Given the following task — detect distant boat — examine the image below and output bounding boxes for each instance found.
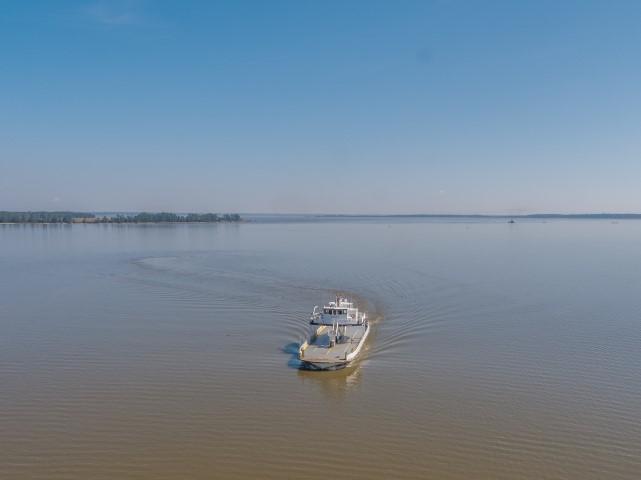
[299,296,369,370]
[508,219,515,224]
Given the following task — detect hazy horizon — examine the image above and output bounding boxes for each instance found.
[3,1,641,213]
[6,209,641,218]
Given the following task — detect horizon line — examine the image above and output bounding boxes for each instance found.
[5,210,641,219]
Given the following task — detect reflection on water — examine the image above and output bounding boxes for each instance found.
[297,365,364,399]
[2,219,641,479]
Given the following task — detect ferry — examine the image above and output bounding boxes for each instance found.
[298,296,370,370]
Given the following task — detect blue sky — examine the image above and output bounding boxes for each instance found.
[2,0,641,214]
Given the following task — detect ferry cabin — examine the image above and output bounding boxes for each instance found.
[311,297,362,326]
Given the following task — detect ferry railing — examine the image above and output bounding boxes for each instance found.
[310,305,321,323]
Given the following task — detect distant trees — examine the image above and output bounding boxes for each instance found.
[0,211,94,223]
[0,211,242,223]
[109,212,241,223]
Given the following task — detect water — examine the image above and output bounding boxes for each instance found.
[1,218,641,479]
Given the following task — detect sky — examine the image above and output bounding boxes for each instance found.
[2,0,641,214]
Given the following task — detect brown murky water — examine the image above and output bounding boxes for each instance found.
[2,218,641,479]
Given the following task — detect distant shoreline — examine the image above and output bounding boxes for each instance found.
[3,211,641,225]
[0,221,247,225]
[309,213,641,219]
[0,211,242,224]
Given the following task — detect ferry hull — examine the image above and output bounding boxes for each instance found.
[300,360,350,371]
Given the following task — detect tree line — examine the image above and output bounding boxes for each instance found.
[0,211,93,223]
[108,213,241,223]
[0,211,242,223]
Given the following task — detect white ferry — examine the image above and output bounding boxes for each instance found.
[298,296,370,370]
